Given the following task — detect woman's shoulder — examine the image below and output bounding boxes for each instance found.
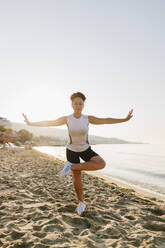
[82,114,89,122]
[66,114,73,118]
[66,114,73,122]
[82,113,88,117]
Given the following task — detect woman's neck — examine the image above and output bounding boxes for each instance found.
[73,112,82,118]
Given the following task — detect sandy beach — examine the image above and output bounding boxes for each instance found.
[0,148,165,248]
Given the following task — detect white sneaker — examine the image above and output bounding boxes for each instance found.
[60,161,72,177]
[76,201,86,215]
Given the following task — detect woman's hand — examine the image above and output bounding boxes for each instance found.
[22,113,31,125]
[125,109,133,121]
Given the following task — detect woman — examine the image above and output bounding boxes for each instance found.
[22,92,133,215]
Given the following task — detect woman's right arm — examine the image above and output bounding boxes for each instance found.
[22,113,67,127]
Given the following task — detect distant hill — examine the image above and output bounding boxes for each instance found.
[11,122,145,145]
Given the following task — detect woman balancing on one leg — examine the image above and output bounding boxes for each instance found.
[22,92,133,215]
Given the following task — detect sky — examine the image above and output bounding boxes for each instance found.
[0,0,165,145]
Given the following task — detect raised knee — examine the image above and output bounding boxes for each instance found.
[99,160,106,169]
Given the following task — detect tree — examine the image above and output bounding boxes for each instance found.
[16,129,33,144]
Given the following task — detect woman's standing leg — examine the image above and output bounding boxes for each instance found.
[66,148,83,202]
[72,170,83,202]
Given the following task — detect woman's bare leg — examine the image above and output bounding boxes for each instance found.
[71,156,106,171]
[72,170,83,202]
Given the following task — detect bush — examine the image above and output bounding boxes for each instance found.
[0,125,6,132]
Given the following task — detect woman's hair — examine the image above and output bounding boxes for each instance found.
[70,92,86,102]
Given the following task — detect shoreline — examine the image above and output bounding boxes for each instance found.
[33,148,165,205]
[86,171,165,205]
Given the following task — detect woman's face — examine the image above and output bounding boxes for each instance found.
[71,97,84,113]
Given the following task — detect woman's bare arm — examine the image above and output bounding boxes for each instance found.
[88,109,133,125]
[22,113,67,127]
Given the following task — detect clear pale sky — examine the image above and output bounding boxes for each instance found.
[0,0,164,145]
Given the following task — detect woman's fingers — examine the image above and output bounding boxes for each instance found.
[22,113,29,123]
[23,113,27,120]
[126,109,134,120]
[22,113,26,119]
[128,109,133,117]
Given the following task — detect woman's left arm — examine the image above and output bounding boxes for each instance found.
[89,109,134,125]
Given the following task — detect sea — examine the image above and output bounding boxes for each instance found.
[34,144,165,198]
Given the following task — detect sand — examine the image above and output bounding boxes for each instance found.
[0,147,165,248]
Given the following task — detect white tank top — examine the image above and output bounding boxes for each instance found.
[66,113,90,152]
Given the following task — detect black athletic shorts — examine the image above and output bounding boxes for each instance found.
[66,145,99,163]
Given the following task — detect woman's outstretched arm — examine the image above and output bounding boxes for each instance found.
[89,109,133,125]
[22,113,67,127]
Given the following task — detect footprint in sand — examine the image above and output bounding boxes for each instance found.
[124,214,136,220]
[41,217,63,226]
[42,224,64,232]
[33,224,42,232]
[143,222,165,232]
[62,214,91,229]
[10,230,26,240]
[40,235,70,246]
[98,226,122,239]
[38,205,51,211]
[143,213,165,223]
[149,207,165,216]
[33,243,51,248]
[141,206,165,216]
[32,231,47,238]
[57,204,76,213]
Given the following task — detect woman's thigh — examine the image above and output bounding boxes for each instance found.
[79,146,100,162]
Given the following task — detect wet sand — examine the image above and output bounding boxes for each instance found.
[0,147,165,248]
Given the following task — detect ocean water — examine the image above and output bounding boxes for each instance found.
[34,144,165,197]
